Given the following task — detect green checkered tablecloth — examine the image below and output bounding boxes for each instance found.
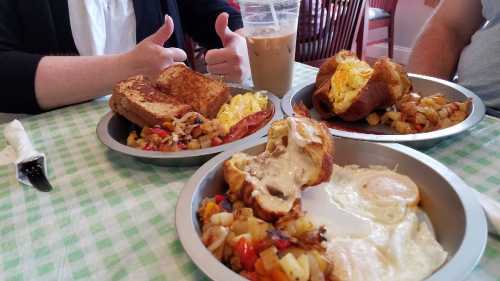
[0,63,499,281]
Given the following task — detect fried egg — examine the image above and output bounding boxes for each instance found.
[216,92,268,133]
[329,165,419,224]
[302,165,447,281]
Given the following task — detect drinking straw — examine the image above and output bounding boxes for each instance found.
[269,0,280,31]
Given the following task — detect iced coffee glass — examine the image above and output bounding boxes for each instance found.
[239,0,300,97]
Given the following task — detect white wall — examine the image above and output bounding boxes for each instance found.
[366,0,436,64]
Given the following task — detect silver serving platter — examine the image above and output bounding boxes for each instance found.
[281,74,486,149]
[96,85,283,166]
[176,138,487,281]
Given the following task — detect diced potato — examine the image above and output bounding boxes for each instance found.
[187,139,201,150]
[198,135,212,148]
[415,112,428,125]
[260,246,280,272]
[293,216,315,237]
[297,255,310,281]
[255,258,267,275]
[458,101,469,112]
[232,233,252,244]
[366,112,380,126]
[127,131,138,147]
[248,217,270,241]
[283,247,307,259]
[440,118,453,128]
[279,253,308,281]
[210,212,234,226]
[239,208,254,218]
[393,121,413,134]
[307,253,325,281]
[381,111,401,125]
[310,250,329,273]
[271,267,292,281]
[162,121,175,131]
[450,110,467,122]
[231,220,248,235]
[418,107,439,124]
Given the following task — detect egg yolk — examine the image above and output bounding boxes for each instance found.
[329,59,373,114]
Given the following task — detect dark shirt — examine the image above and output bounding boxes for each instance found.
[0,0,242,113]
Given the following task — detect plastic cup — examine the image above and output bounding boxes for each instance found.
[239,0,300,97]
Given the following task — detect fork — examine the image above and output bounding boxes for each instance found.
[4,120,53,192]
[19,156,53,192]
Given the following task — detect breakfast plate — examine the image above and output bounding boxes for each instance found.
[281,74,485,149]
[96,84,282,166]
[176,136,487,281]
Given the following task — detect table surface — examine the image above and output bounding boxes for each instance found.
[0,63,499,281]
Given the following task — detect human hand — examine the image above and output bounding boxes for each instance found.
[124,15,187,78]
[205,12,250,83]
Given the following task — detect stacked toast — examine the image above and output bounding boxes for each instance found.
[110,64,231,128]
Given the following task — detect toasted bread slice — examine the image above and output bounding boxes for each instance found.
[109,75,192,127]
[223,117,334,221]
[156,64,231,118]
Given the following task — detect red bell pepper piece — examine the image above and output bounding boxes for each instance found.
[214,194,225,204]
[234,237,258,272]
[150,128,169,138]
[274,239,291,250]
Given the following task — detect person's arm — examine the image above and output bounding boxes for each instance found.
[0,8,185,112]
[407,0,484,80]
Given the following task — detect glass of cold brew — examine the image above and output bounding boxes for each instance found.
[239,0,300,97]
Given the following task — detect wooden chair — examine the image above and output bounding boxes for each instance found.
[356,0,399,59]
[295,0,368,67]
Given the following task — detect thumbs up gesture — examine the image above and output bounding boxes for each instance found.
[125,15,187,78]
[205,13,250,83]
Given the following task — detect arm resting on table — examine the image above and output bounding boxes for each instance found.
[34,54,134,111]
[407,0,484,80]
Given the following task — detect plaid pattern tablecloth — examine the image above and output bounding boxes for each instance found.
[0,63,499,281]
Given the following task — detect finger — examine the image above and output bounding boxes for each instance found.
[206,62,231,75]
[164,47,187,62]
[205,48,236,65]
[148,15,174,45]
[206,63,243,83]
[214,12,237,46]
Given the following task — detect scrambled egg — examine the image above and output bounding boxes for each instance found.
[217,92,268,133]
[330,58,373,114]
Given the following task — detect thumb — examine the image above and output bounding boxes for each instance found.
[149,15,174,45]
[215,12,237,46]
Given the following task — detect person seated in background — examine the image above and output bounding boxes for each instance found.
[0,0,249,114]
[408,0,500,116]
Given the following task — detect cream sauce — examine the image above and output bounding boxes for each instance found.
[245,118,322,212]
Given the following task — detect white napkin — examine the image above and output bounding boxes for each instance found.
[0,120,47,186]
[472,189,500,236]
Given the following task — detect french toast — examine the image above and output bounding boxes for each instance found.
[156,64,231,118]
[109,75,192,128]
[312,51,411,121]
[223,117,334,222]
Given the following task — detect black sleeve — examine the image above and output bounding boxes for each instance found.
[0,0,43,114]
[178,0,243,50]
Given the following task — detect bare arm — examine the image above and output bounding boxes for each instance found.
[34,15,186,110]
[407,0,484,80]
[35,54,131,110]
